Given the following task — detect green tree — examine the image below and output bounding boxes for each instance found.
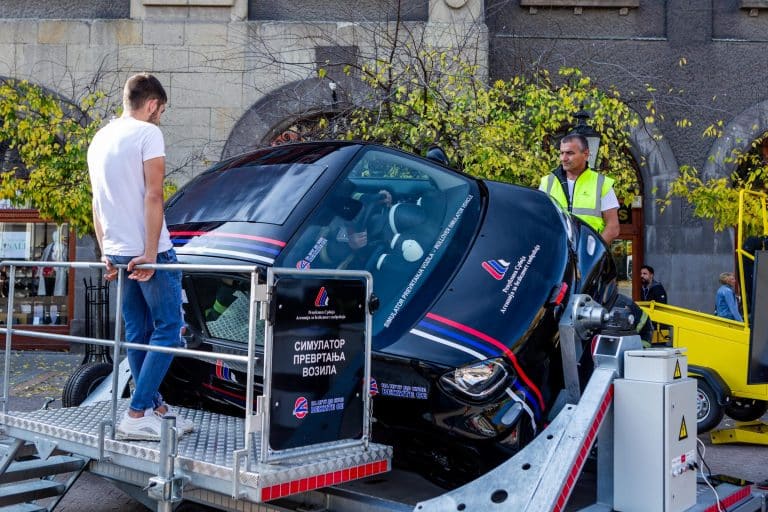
[323,53,644,202]
[0,78,108,235]
[661,127,768,235]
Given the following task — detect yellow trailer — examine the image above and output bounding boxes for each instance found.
[639,190,768,438]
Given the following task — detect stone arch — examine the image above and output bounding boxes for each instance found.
[222,76,368,159]
[703,100,768,179]
[627,123,680,226]
[605,123,678,300]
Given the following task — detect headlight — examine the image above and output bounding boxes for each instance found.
[440,358,510,400]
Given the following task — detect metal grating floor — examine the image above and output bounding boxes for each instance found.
[0,399,391,501]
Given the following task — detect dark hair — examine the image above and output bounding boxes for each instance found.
[640,264,654,274]
[123,73,167,111]
[560,133,589,152]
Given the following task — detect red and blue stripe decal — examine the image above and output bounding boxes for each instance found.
[412,312,545,414]
[215,359,236,382]
[170,230,285,263]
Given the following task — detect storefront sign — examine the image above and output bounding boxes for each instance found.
[268,275,366,451]
[0,229,31,259]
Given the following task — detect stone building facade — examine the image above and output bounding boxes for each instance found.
[489,0,768,311]
[0,0,766,334]
[0,0,486,338]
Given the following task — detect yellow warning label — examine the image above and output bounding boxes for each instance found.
[673,360,682,379]
[679,417,688,440]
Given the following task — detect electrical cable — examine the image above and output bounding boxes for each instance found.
[696,436,713,478]
[697,437,727,512]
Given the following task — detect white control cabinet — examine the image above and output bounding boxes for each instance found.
[614,348,697,512]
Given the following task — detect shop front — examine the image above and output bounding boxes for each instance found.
[0,207,73,350]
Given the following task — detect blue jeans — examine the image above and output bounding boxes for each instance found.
[107,249,183,413]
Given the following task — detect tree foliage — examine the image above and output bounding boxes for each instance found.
[0,79,180,238]
[322,52,644,202]
[661,131,768,234]
[0,79,109,235]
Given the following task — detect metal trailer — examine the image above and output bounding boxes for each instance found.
[1,261,766,512]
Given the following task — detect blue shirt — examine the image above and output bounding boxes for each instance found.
[715,285,743,321]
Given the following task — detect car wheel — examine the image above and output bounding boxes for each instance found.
[725,398,768,422]
[62,362,113,407]
[696,379,724,433]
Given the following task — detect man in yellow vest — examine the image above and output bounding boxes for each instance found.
[539,133,620,244]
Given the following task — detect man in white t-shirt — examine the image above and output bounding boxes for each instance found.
[538,133,620,244]
[88,73,192,441]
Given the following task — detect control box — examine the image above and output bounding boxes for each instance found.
[614,348,697,512]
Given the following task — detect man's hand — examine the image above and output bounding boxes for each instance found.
[378,189,393,207]
[127,255,156,282]
[348,230,368,249]
[103,257,118,282]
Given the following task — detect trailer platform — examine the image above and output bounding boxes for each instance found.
[0,399,391,504]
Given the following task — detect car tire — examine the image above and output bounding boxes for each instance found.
[696,379,724,433]
[725,398,768,422]
[62,362,113,408]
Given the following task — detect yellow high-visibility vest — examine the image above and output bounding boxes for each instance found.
[539,169,614,233]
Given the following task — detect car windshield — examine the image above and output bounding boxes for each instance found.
[165,162,326,225]
[275,147,479,335]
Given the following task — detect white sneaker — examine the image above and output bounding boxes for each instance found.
[154,405,195,434]
[116,409,163,441]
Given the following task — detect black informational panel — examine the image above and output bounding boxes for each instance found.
[748,251,768,384]
[268,275,366,452]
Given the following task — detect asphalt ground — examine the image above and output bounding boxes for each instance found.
[2,350,768,511]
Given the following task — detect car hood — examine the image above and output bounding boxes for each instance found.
[377,182,571,368]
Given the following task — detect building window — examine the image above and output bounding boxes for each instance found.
[0,220,71,326]
[519,0,639,13]
[519,0,639,5]
[741,0,768,16]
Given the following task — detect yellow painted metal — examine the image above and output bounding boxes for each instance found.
[638,301,764,400]
[638,191,768,404]
[711,421,768,445]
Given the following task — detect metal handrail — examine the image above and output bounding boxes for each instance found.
[0,260,263,463]
[736,190,768,323]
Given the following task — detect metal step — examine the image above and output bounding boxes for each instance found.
[0,479,65,507]
[0,502,48,512]
[0,438,37,462]
[0,455,87,484]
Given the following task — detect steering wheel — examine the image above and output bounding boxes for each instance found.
[353,191,391,238]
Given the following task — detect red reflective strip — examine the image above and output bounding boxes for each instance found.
[260,460,389,501]
[425,312,545,410]
[170,230,286,247]
[201,383,250,403]
[703,485,751,512]
[554,283,568,305]
[552,385,614,512]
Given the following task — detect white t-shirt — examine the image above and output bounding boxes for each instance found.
[88,116,172,256]
[566,179,620,211]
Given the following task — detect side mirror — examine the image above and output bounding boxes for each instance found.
[425,145,450,167]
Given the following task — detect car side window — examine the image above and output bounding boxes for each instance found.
[187,276,265,346]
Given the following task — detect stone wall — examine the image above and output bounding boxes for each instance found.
[0,0,487,335]
[489,0,768,311]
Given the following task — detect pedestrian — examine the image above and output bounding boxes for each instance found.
[639,265,668,303]
[715,272,743,322]
[87,73,192,440]
[539,133,620,244]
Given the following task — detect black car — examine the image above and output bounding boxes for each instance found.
[160,141,618,487]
